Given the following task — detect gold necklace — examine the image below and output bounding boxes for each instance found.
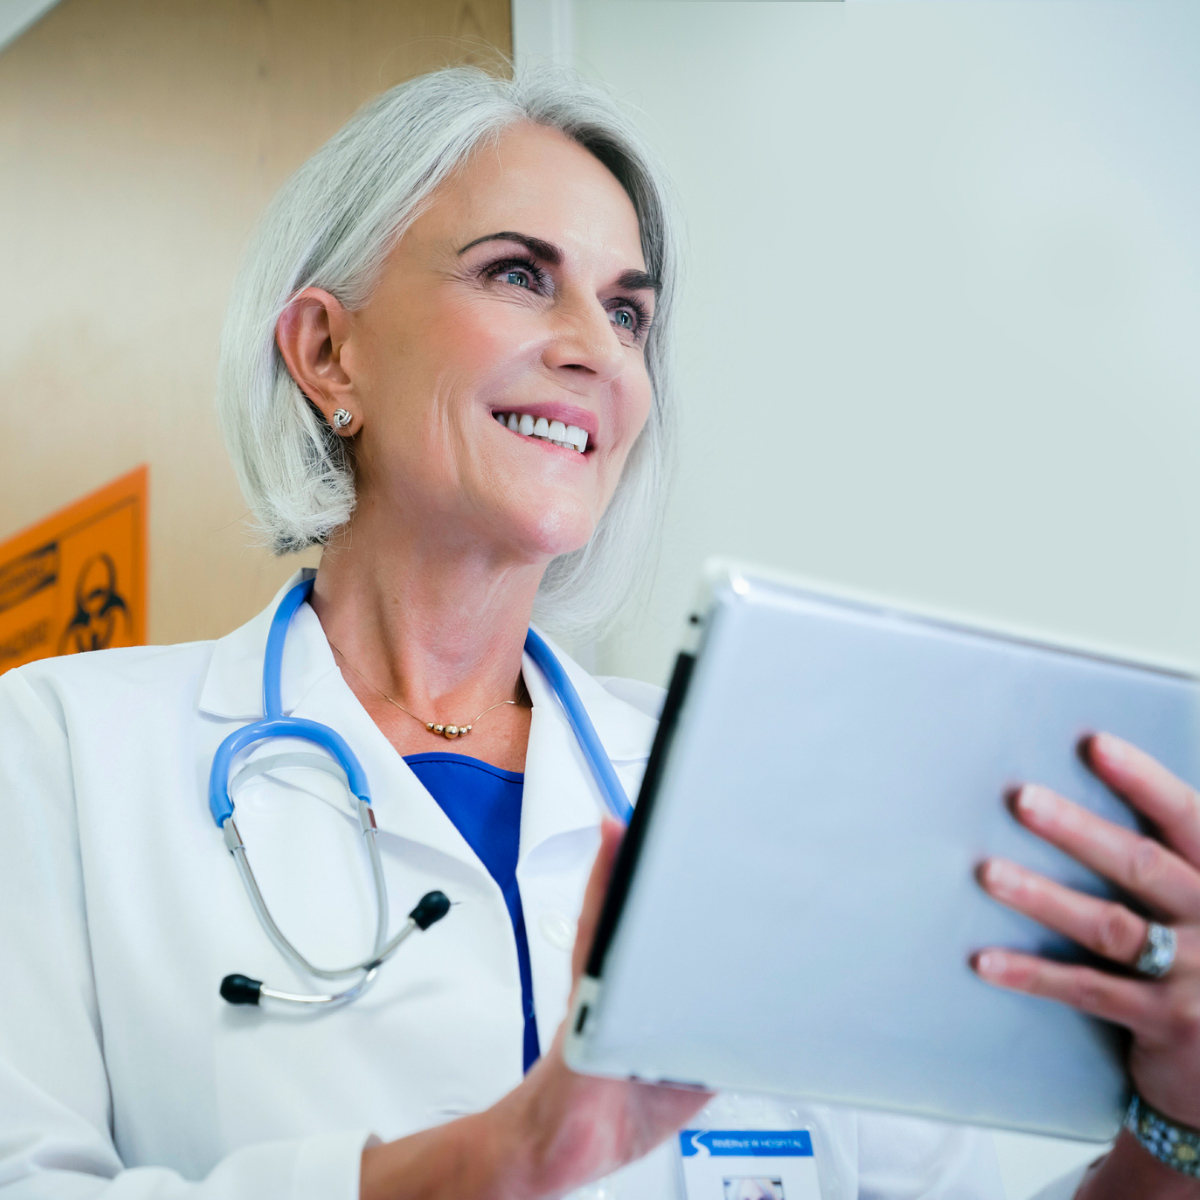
[328,640,526,740]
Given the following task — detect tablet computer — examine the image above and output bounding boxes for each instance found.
[565,562,1200,1141]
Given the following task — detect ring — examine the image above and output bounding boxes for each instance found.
[1135,922,1177,979]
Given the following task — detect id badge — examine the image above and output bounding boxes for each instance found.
[677,1130,822,1200]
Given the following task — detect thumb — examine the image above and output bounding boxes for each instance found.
[571,819,625,984]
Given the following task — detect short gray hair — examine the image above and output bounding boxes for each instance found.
[216,66,678,637]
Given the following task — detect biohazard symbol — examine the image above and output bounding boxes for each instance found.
[58,554,131,654]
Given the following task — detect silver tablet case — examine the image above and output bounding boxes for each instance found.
[566,564,1200,1141]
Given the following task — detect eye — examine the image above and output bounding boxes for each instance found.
[481,255,549,294]
[608,297,650,340]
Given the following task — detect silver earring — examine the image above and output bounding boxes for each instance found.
[331,408,352,429]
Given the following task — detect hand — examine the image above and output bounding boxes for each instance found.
[362,820,710,1200]
[973,733,1200,1130]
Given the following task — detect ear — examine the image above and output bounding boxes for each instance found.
[275,288,362,436]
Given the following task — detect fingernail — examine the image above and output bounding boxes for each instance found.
[981,858,1019,894]
[974,950,1005,978]
[1094,732,1126,764]
[1015,784,1055,820]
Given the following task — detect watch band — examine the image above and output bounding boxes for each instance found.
[1125,1094,1200,1178]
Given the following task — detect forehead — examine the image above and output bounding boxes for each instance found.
[415,121,646,271]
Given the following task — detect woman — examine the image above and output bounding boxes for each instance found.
[0,68,1198,1200]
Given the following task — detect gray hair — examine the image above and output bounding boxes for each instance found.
[216,66,678,637]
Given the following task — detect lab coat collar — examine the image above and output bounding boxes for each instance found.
[198,569,327,722]
[197,569,657,863]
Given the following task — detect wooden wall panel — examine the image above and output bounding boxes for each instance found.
[0,0,511,644]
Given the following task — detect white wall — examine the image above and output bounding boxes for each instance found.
[558,2,1200,1197]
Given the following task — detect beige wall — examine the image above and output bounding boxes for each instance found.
[0,0,511,645]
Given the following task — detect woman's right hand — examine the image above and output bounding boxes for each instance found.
[361,821,711,1200]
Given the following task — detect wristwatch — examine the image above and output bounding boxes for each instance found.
[1125,1094,1200,1178]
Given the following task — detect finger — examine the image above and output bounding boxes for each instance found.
[572,819,624,983]
[979,857,1150,966]
[1013,784,1200,919]
[1087,733,1200,866]
[972,947,1156,1034]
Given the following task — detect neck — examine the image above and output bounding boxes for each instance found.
[309,501,546,722]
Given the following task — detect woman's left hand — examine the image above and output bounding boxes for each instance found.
[975,732,1200,1129]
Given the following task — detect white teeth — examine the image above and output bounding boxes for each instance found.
[496,411,589,453]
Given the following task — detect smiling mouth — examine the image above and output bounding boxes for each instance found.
[494,411,590,454]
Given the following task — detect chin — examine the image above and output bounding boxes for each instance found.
[510,496,598,561]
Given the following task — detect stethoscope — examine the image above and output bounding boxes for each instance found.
[209,576,632,1010]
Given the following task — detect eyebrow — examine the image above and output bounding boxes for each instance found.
[616,268,661,294]
[457,231,662,294]
[458,231,562,264]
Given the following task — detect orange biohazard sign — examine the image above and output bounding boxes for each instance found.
[0,466,147,675]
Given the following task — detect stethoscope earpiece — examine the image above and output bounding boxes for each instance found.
[219,890,452,1008]
[409,890,451,930]
[220,974,263,1006]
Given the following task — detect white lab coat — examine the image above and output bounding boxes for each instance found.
[0,572,1013,1200]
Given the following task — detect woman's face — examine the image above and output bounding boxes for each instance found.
[330,121,657,564]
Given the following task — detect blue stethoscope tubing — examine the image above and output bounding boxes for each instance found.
[209,578,371,827]
[522,628,634,825]
[209,577,631,1008]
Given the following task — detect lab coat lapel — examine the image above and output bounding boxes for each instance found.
[518,628,659,863]
[516,631,658,1043]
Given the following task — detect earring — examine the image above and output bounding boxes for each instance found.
[331,408,352,429]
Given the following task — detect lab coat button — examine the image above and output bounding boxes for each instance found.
[539,912,575,951]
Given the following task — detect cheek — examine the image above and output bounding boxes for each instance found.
[360,303,528,472]
[612,374,655,458]
[430,300,534,393]
[367,298,527,417]
[590,374,653,515]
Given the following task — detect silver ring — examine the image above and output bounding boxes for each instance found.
[1135,922,1177,979]
[332,408,352,429]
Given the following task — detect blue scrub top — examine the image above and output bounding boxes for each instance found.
[404,752,540,1072]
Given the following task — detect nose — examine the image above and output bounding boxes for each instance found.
[541,293,625,386]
